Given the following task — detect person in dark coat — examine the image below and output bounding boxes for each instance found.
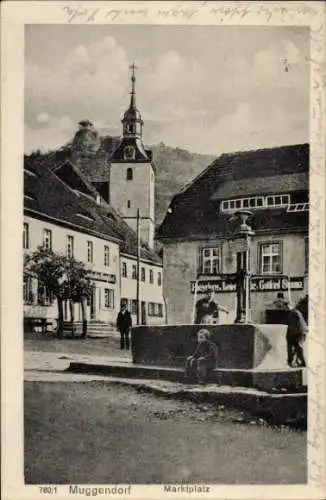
[273,292,290,310]
[195,289,229,324]
[286,303,308,367]
[116,301,132,350]
[185,329,218,384]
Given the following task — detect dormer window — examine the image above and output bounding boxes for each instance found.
[126,167,133,180]
[221,194,291,212]
[124,146,135,161]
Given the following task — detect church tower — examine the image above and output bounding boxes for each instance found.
[110,64,155,249]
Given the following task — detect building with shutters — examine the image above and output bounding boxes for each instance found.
[156,143,309,325]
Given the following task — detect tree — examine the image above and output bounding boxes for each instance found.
[24,247,93,337]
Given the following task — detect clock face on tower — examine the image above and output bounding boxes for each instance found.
[124,145,135,160]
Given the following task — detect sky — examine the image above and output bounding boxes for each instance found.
[25,25,310,155]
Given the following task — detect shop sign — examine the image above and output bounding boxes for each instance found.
[87,271,116,284]
[191,275,304,294]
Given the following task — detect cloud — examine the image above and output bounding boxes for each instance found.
[283,40,301,64]
[25,35,129,131]
[25,115,75,153]
[24,30,309,155]
[145,101,307,155]
[36,112,50,124]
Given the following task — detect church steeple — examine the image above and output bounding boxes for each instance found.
[129,62,137,110]
[121,63,144,139]
[111,63,151,163]
[109,63,155,249]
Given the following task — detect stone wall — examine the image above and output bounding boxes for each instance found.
[131,324,288,369]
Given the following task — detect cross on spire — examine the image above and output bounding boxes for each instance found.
[130,62,138,81]
[129,62,138,108]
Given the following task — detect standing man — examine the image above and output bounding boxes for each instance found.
[286,302,308,367]
[116,300,132,350]
[195,288,229,324]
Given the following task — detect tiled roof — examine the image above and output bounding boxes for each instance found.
[24,158,122,242]
[70,151,111,182]
[210,172,308,200]
[24,157,162,265]
[157,143,309,240]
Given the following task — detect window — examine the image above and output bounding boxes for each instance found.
[149,269,154,284]
[122,262,127,278]
[259,242,282,274]
[132,265,137,280]
[141,267,145,282]
[104,289,115,309]
[126,167,133,181]
[104,245,110,266]
[201,247,221,275]
[127,123,135,134]
[304,237,309,274]
[127,200,131,209]
[148,302,163,317]
[87,241,93,263]
[157,272,162,286]
[43,229,52,250]
[221,194,291,212]
[66,235,74,258]
[23,276,33,304]
[23,223,29,249]
[131,299,138,314]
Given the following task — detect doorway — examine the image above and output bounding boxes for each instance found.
[141,301,146,325]
[90,287,96,320]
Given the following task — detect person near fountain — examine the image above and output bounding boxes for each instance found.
[185,329,218,384]
[285,302,308,367]
[273,292,290,310]
[195,288,229,324]
[116,300,132,350]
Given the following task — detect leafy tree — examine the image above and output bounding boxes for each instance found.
[24,247,93,337]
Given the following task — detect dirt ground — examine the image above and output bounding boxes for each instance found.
[24,380,307,484]
[24,332,129,359]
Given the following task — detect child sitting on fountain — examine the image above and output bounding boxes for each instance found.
[185,329,218,384]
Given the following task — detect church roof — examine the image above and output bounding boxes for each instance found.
[123,106,143,122]
[157,143,309,241]
[110,137,151,163]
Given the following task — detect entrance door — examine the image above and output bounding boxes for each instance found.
[141,301,146,325]
[90,287,96,320]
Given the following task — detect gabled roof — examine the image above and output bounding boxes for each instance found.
[24,158,122,242]
[53,160,99,198]
[157,143,309,241]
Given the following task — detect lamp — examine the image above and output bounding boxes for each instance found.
[229,210,255,324]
